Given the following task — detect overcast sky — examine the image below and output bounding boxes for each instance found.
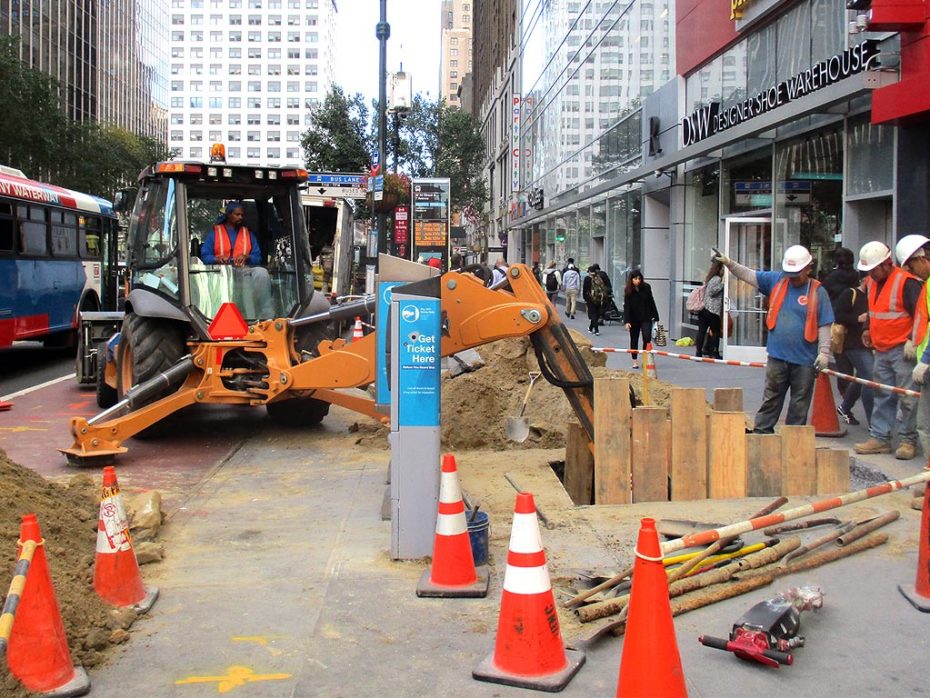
[336,0,442,103]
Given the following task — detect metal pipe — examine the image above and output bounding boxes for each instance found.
[290,295,377,328]
[88,356,195,425]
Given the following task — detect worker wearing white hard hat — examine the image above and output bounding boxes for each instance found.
[853,239,923,459]
[895,234,930,458]
[713,244,833,434]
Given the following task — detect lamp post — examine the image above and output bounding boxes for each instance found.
[375,0,390,270]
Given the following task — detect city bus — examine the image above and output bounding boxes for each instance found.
[0,166,120,352]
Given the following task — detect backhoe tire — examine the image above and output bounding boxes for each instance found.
[266,397,330,427]
[95,343,118,409]
[116,313,187,438]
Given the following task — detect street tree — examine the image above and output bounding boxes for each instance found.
[302,86,373,173]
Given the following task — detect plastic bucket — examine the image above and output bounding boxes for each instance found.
[467,511,490,567]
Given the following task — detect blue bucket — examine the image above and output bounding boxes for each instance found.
[467,511,490,567]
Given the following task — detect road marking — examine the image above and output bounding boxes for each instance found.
[175,665,292,693]
[0,426,48,433]
[1,373,75,402]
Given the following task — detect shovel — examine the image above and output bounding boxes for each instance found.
[505,372,541,443]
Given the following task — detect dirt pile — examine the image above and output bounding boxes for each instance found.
[0,451,137,698]
[350,331,679,451]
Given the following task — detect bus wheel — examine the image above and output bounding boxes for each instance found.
[266,397,330,427]
[116,313,186,437]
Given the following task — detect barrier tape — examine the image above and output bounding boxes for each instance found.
[0,539,38,656]
[821,368,921,398]
[592,346,767,368]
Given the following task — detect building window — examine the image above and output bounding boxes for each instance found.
[171,114,183,125]
[287,81,299,92]
[190,131,203,141]
[228,114,241,125]
[269,14,282,25]
[267,114,281,125]
[268,64,282,75]
[229,148,241,158]
[248,97,261,108]
[248,48,261,58]
[247,131,260,141]
[172,14,184,25]
[248,81,261,92]
[190,114,203,125]
[229,97,242,107]
[208,97,222,108]
[249,65,261,75]
[171,80,183,91]
[190,97,203,108]
[248,148,260,158]
[268,98,281,108]
[268,31,281,41]
[268,81,281,92]
[229,48,241,58]
[171,130,183,141]
[228,81,241,91]
[248,31,261,41]
[287,114,299,125]
[209,114,222,124]
[171,31,184,41]
[249,14,262,24]
[247,114,261,125]
[228,131,241,141]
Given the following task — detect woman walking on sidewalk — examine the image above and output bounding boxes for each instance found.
[623,270,660,369]
[696,260,724,359]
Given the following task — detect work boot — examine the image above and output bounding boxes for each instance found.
[854,437,891,455]
[895,442,917,460]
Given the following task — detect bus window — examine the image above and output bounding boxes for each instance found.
[0,217,12,253]
[19,206,48,256]
[51,220,78,257]
[80,216,102,258]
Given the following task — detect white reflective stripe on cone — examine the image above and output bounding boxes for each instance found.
[439,470,462,503]
[508,512,543,553]
[503,564,552,594]
[436,512,468,536]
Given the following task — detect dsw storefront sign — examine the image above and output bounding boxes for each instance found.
[682,40,879,147]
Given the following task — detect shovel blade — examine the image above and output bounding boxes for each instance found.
[505,416,530,443]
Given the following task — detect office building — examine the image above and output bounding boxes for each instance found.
[0,0,169,141]
[168,0,338,166]
[440,0,472,107]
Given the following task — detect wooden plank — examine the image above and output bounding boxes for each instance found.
[564,421,594,505]
[594,378,631,504]
[670,388,707,500]
[746,434,783,497]
[713,387,743,412]
[781,425,817,496]
[707,411,747,498]
[816,448,850,494]
[631,407,670,503]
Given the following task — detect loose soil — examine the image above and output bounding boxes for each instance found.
[0,451,136,698]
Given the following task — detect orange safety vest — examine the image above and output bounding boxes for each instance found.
[868,266,917,352]
[766,277,821,343]
[212,224,252,259]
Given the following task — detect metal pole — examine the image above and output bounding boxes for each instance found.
[376,0,390,270]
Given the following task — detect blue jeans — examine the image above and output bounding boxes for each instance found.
[869,345,918,445]
[754,357,817,433]
[839,347,874,424]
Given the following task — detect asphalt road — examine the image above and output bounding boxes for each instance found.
[0,342,76,398]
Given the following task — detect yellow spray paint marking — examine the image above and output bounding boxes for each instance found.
[0,426,48,433]
[231,635,284,655]
[175,665,292,694]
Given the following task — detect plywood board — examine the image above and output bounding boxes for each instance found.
[713,388,743,412]
[594,378,631,504]
[816,448,850,494]
[781,425,817,496]
[670,388,707,500]
[746,434,782,497]
[707,411,747,498]
[564,421,594,505]
[631,407,670,503]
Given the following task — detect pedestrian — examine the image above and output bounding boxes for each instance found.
[541,261,561,302]
[715,245,833,433]
[832,273,873,427]
[561,262,581,319]
[491,257,509,286]
[622,270,660,369]
[695,260,724,359]
[562,257,575,276]
[902,235,930,459]
[854,241,922,459]
[583,265,608,336]
[531,261,542,284]
[823,247,863,401]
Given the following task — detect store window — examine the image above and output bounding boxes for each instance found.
[722,149,772,215]
[608,190,642,288]
[846,115,893,196]
[683,167,720,283]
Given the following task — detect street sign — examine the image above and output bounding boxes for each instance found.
[307,172,368,199]
[371,150,381,176]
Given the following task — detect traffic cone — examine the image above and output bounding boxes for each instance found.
[810,372,847,437]
[473,491,585,691]
[6,514,91,697]
[616,517,687,697]
[93,466,158,613]
[898,479,930,611]
[352,316,364,341]
[417,454,489,597]
[0,400,12,411]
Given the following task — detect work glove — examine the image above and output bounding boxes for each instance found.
[904,339,917,360]
[713,252,731,265]
[815,352,830,371]
[913,361,930,386]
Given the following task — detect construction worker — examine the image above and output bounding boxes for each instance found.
[854,241,923,459]
[714,245,833,433]
[896,235,930,458]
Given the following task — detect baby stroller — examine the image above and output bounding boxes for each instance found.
[601,296,623,325]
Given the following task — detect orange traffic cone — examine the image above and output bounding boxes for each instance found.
[417,454,489,597]
[93,466,158,612]
[616,517,687,697]
[473,491,585,691]
[6,513,91,697]
[899,479,930,611]
[352,316,364,341]
[810,372,847,437]
[0,400,12,411]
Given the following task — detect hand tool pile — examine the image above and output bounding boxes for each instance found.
[563,492,902,651]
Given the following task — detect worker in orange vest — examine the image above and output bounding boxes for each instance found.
[854,241,923,459]
[898,235,930,460]
[200,201,274,318]
[715,245,834,433]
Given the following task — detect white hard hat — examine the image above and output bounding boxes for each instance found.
[895,234,930,266]
[857,241,892,271]
[782,245,813,275]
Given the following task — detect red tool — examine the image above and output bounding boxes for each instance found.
[698,586,824,668]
